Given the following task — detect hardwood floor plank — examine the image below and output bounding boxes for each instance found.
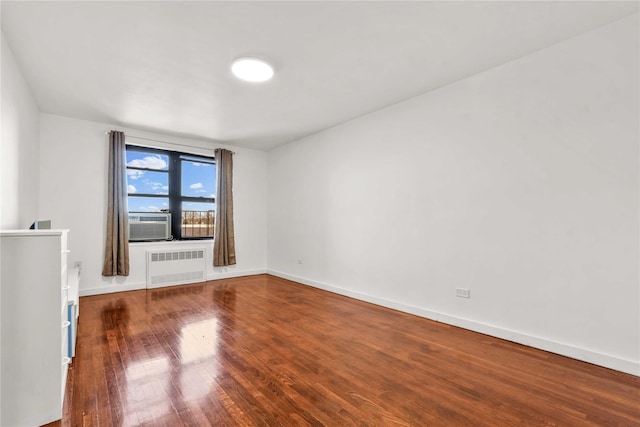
[61,275,640,426]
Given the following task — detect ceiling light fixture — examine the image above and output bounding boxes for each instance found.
[231,57,274,82]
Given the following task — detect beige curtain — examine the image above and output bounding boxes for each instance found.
[213,149,236,266]
[102,131,130,276]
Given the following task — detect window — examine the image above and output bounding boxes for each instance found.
[126,145,216,240]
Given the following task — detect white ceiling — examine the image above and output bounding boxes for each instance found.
[2,1,638,151]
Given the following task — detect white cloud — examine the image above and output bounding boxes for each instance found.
[140,180,169,194]
[209,194,215,198]
[127,155,167,170]
[138,206,161,212]
[149,181,167,191]
[127,185,137,193]
[190,183,203,189]
[127,170,144,180]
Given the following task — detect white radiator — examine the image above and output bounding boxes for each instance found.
[146,249,206,289]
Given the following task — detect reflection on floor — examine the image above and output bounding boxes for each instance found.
[62,274,640,426]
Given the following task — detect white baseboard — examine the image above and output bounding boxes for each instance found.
[267,269,639,377]
[207,268,267,281]
[79,269,268,297]
[79,281,146,297]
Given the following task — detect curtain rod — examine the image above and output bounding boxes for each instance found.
[105,131,235,154]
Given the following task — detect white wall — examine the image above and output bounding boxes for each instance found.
[39,114,268,295]
[1,31,43,423]
[267,15,639,375]
[1,33,40,229]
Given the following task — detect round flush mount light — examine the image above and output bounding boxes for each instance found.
[231,57,274,82]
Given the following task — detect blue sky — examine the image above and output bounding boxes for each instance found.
[126,151,216,212]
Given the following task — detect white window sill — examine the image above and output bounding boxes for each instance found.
[129,239,213,247]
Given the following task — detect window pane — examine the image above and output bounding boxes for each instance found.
[126,170,169,195]
[128,197,169,213]
[182,202,215,238]
[126,151,169,170]
[181,160,216,198]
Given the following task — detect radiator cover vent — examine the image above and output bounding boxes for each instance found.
[146,249,206,289]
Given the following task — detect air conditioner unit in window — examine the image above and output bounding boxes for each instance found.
[128,213,172,241]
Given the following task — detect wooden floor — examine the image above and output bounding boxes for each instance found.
[60,274,640,426]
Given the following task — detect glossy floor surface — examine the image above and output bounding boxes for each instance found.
[62,275,640,426]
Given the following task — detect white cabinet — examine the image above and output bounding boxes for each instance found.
[1,230,71,426]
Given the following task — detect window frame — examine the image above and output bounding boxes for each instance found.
[126,144,216,241]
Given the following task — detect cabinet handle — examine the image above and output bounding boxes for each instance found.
[62,357,71,366]
[62,250,71,253]
[62,286,71,290]
[62,320,71,328]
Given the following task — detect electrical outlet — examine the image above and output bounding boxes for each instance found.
[456,288,470,298]
[297,259,303,265]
